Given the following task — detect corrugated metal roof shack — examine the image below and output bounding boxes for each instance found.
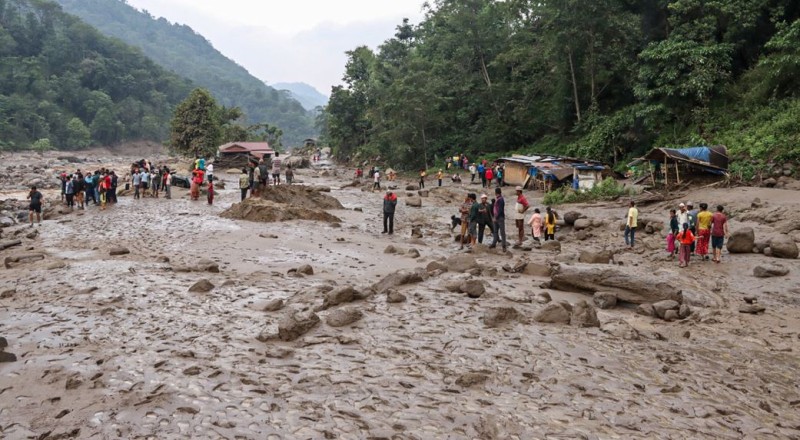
[496,154,610,191]
[496,156,537,187]
[630,145,729,187]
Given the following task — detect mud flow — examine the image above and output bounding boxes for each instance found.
[1,152,799,439]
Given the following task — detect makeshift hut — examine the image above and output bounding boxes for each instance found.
[216,142,275,168]
[632,145,728,186]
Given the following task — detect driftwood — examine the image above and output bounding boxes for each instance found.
[4,253,45,269]
[0,240,22,251]
[550,263,683,304]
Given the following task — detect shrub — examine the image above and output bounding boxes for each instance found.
[543,177,635,206]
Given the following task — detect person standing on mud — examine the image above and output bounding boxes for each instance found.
[469,163,477,183]
[382,190,397,235]
[710,205,729,263]
[27,186,43,227]
[373,169,381,190]
[286,165,294,185]
[164,169,172,199]
[258,158,270,189]
[625,201,638,249]
[467,193,479,248]
[514,186,530,247]
[458,193,472,250]
[248,160,258,196]
[206,161,214,183]
[272,152,283,185]
[489,187,507,251]
[74,173,85,208]
[239,168,249,201]
[64,176,75,210]
[419,169,426,189]
[687,202,698,255]
[476,194,493,244]
[677,223,695,268]
[544,206,557,241]
[437,169,443,187]
[696,203,712,260]
[528,208,543,243]
[140,168,149,197]
[477,162,486,187]
[484,167,494,188]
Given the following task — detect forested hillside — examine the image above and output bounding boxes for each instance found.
[56,0,317,145]
[323,1,800,174]
[273,82,329,111]
[0,0,192,150]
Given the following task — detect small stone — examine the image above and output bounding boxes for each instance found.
[384,245,399,254]
[65,377,83,390]
[652,300,680,319]
[386,290,407,303]
[277,311,321,341]
[406,248,420,259]
[455,372,489,387]
[321,286,358,310]
[636,303,655,317]
[0,289,14,299]
[188,279,215,293]
[0,337,7,349]
[534,292,552,304]
[483,307,519,327]
[540,240,561,252]
[739,304,766,314]
[297,264,314,275]
[195,258,219,273]
[743,296,757,304]
[663,310,679,322]
[593,291,618,309]
[109,246,130,256]
[325,307,363,327]
[678,304,692,319]
[183,366,202,376]
[533,303,571,324]
[570,300,600,327]
[460,280,486,298]
[426,261,448,273]
[0,352,17,363]
[46,261,67,270]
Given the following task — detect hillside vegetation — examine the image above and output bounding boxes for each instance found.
[0,0,193,150]
[322,1,800,172]
[56,0,317,145]
[273,82,329,111]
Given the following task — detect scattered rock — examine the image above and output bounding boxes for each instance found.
[739,304,766,314]
[678,304,692,319]
[573,219,592,231]
[326,307,364,327]
[563,211,583,226]
[426,261,448,273]
[109,246,130,256]
[65,377,83,390]
[593,291,618,309]
[411,226,424,238]
[0,289,15,299]
[502,259,528,273]
[534,292,552,304]
[763,177,777,188]
[194,259,220,273]
[768,235,799,259]
[533,303,571,324]
[600,319,641,340]
[373,269,425,293]
[570,300,600,327]
[46,261,67,270]
[0,352,17,363]
[405,185,419,191]
[182,366,202,376]
[652,300,680,319]
[384,245,400,254]
[418,189,430,197]
[455,372,489,387]
[445,254,481,273]
[188,279,215,293]
[321,286,358,310]
[262,299,285,312]
[460,280,486,298]
[406,248,420,259]
[523,262,550,277]
[406,196,422,207]
[727,228,755,253]
[297,264,314,275]
[277,311,321,341]
[540,240,561,252]
[636,303,655,317]
[753,264,790,278]
[4,253,45,268]
[386,290,407,303]
[663,310,679,322]
[551,263,683,304]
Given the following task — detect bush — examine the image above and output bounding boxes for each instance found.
[543,178,635,206]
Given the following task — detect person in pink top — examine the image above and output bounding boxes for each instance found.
[710,205,729,263]
[528,208,543,243]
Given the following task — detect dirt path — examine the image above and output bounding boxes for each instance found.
[1,153,799,439]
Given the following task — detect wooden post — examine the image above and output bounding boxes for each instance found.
[664,158,668,187]
[650,162,656,187]
[675,161,681,184]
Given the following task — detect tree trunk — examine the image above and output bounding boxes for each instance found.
[568,48,582,123]
[550,263,684,304]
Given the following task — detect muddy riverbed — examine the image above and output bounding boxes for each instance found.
[1,151,799,439]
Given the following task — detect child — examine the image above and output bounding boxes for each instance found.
[437,169,444,187]
[677,223,695,268]
[528,208,543,242]
[667,209,679,259]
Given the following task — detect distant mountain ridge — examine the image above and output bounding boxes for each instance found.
[272,82,329,111]
[55,0,317,145]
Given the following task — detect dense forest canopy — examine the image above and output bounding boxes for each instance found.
[0,0,193,150]
[55,0,317,145]
[322,0,800,173]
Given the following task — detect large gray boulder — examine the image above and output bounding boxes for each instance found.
[550,263,682,304]
[445,254,481,273]
[753,264,790,278]
[570,300,600,328]
[768,235,799,259]
[276,311,320,341]
[533,303,571,324]
[727,228,755,253]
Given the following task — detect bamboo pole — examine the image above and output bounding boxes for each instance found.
[650,162,656,187]
[664,158,668,187]
[675,161,681,184]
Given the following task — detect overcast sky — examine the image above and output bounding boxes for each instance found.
[124,0,427,96]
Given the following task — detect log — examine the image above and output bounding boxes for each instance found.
[0,240,22,251]
[4,253,45,269]
[550,263,683,304]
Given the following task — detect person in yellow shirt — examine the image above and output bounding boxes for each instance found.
[436,169,444,187]
[696,203,713,260]
[544,206,558,241]
[419,169,427,189]
[625,200,638,249]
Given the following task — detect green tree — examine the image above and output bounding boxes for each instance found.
[169,88,222,157]
[32,138,53,152]
[66,117,91,148]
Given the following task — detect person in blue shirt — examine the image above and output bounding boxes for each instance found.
[477,163,486,187]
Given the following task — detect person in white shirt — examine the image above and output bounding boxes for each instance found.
[373,169,381,190]
[206,163,214,182]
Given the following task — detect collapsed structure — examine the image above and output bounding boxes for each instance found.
[495,154,611,191]
[629,146,729,186]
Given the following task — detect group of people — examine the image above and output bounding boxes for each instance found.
[131,162,177,201]
[238,152,293,201]
[60,169,119,211]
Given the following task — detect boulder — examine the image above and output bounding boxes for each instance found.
[534,292,552,304]
[573,219,592,231]
[277,311,320,341]
[195,259,220,273]
[109,246,130,256]
[411,226,424,238]
[483,307,520,327]
[563,211,583,226]
[540,240,561,252]
[460,280,486,298]
[321,286,358,310]
[262,299,285,312]
[678,304,692,319]
[188,279,215,293]
[426,261,448,273]
[533,303,571,324]
[578,250,614,264]
[523,262,551,277]
[727,228,755,254]
[373,269,425,293]
[636,303,656,317]
[663,310,680,321]
[570,300,600,328]
[768,235,799,259]
[753,264,790,278]
[406,248,421,259]
[384,245,400,254]
[550,263,683,304]
[739,304,766,314]
[297,264,314,275]
[418,189,430,197]
[406,196,422,207]
[652,300,680,319]
[593,291,618,309]
[445,254,481,273]
[405,185,419,191]
[386,290,407,303]
[326,307,364,327]
[600,319,641,340]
